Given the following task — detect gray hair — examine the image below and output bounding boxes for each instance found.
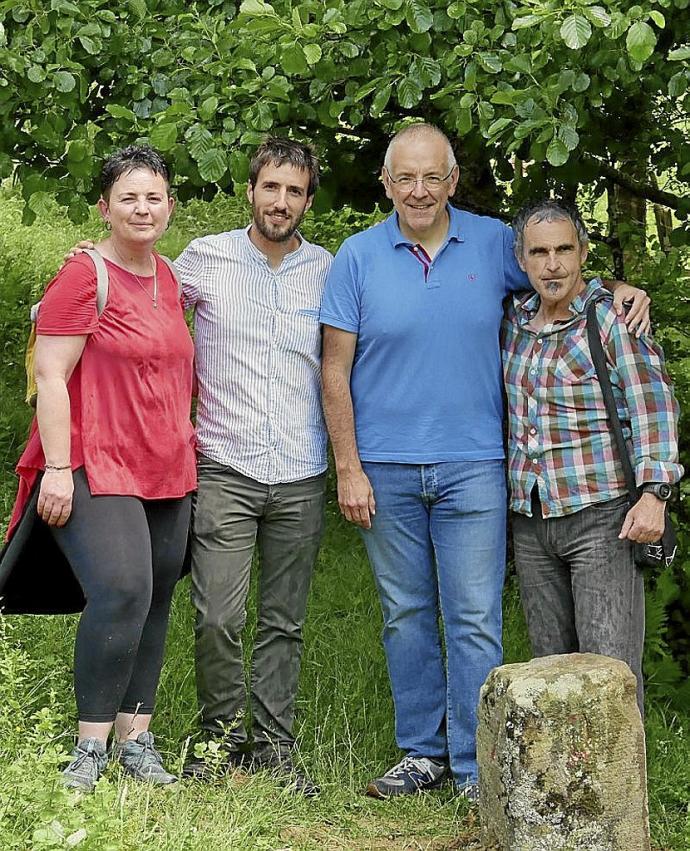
[512,199,589,259]
[384,123,457,173]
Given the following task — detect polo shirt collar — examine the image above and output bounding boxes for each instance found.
[385,205,465,248]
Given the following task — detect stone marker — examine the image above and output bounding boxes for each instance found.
[477,653,650,851]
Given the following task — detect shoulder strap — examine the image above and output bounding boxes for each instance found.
[83,248,109,315]
[158,254,183,299]
[585,299,638,500]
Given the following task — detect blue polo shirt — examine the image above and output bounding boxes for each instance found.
[319,206,528,463]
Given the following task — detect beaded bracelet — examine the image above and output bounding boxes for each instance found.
[44,464,71,471]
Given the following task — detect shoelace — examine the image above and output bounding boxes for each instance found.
[69,745,101,777]
[129,739,164,772]
[387,757,433,779]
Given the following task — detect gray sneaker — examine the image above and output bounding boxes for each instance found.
[62,737,108,791]
[113,732,177,785]
[366,755,447,798]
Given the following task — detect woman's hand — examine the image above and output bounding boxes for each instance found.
[37,468,74,526]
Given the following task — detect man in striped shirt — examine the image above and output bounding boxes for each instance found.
[177,139,331,795]
[502,198,682,714]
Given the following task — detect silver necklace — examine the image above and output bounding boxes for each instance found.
[112,245,158,308]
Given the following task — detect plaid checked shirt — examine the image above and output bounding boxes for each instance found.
[502,278,683,518]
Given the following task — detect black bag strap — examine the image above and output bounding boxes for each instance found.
[585,299,639,502]
[587,299,639,502]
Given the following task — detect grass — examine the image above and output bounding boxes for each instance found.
[1,491,689,850]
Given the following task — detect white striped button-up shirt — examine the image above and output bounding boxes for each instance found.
[176,227,332,484]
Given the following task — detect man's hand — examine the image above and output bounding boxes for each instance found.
[37,469,74,527]
[610,282,651,338]
[619,492,666,543]
[63,240,95,264]
[337,468,376,529]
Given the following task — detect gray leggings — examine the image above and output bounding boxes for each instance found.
[49,468,191,722]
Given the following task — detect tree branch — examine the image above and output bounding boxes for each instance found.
[584,157,685,212]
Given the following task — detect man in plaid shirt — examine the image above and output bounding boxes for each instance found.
[502,198,683,713]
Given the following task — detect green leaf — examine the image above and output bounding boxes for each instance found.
[304,43,322,65]
[186,124,214,160]
[560,15,592,49]
[106,104,136,122]
[197,148,227,183]
[397,76,423,108]
[240,0,276,15]
[572,72,590,93]
[0,152,13,179]
[668,46,690,61]
[585,6,611,28]
[78,35,99,54]
[626,21,656,63]
[648,10,665,28]
[487,117,511,137]
[53,71,76,93]
[27,65,47,83]
[127,0,147,20]
[406,0,433,34]
[512,14,541,30]
[456,107,473,136]
[149,122,178,151]
[546,137,569,166]
[447,2,465,20]
[229,150,250,183]
[199,96,219,121]
[371,83,392,115]
[281,43,308,75]
[558,125,579,151]
[478,53,502,73]
[668,73,687,97]
[377,0,404,8]
[354,79,381,102]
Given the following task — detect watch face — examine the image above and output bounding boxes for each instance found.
[658,483,672,500]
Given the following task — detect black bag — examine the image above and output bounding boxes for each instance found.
[586,300,677,569]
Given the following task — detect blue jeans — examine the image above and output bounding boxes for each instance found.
[361,460,506,785]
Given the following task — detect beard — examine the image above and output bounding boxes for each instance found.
[251,202,307,244]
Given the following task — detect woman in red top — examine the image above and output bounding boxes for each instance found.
[3,146,196,790]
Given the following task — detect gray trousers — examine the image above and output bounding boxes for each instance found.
[190,455,326,746]
[512,494,645,714]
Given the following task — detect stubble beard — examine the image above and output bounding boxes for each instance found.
[252,204,306,244]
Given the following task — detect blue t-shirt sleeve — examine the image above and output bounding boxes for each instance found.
[502,224,530,294]
[319,241,361,333]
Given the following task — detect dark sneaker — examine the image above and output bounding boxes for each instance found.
[182,747,247,780]
[251,743,320,798]
[366,756,447,798]
[455,781,479,804]
[62,737,108,791]
[114,732,177,785]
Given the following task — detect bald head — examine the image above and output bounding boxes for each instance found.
[384,124,457,173]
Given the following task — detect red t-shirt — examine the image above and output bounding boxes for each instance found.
[7,253,196,537]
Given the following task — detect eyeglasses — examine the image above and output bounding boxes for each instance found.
[383,165,456,190]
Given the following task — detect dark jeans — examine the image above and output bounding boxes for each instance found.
[512,494,645,714]
[50,468,191,722]
[190,455,325,746]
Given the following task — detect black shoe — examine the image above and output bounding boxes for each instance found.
[182,746,247,780]
[251,744,320,798]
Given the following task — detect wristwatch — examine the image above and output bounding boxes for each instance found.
[641,482,673,501]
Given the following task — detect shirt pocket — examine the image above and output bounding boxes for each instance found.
[553,336,596,384]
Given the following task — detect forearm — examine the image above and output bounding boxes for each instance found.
[322,363,362,474]
[35,376,72,466]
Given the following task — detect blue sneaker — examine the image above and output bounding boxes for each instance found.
[366,755,447,798]
[113,732,177,785]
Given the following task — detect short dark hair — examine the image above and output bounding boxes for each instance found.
[512,198,589,259]
[100,145,171,200]
[249,137,319,197]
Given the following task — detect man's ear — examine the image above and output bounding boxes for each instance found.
[515,249,527,273]
[304,193,314,213]
[382,168,393,201]
[246,182,254,205]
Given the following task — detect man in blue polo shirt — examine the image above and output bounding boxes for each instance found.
[320,123,648,801]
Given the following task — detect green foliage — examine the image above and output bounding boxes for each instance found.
[0,0,688,226]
